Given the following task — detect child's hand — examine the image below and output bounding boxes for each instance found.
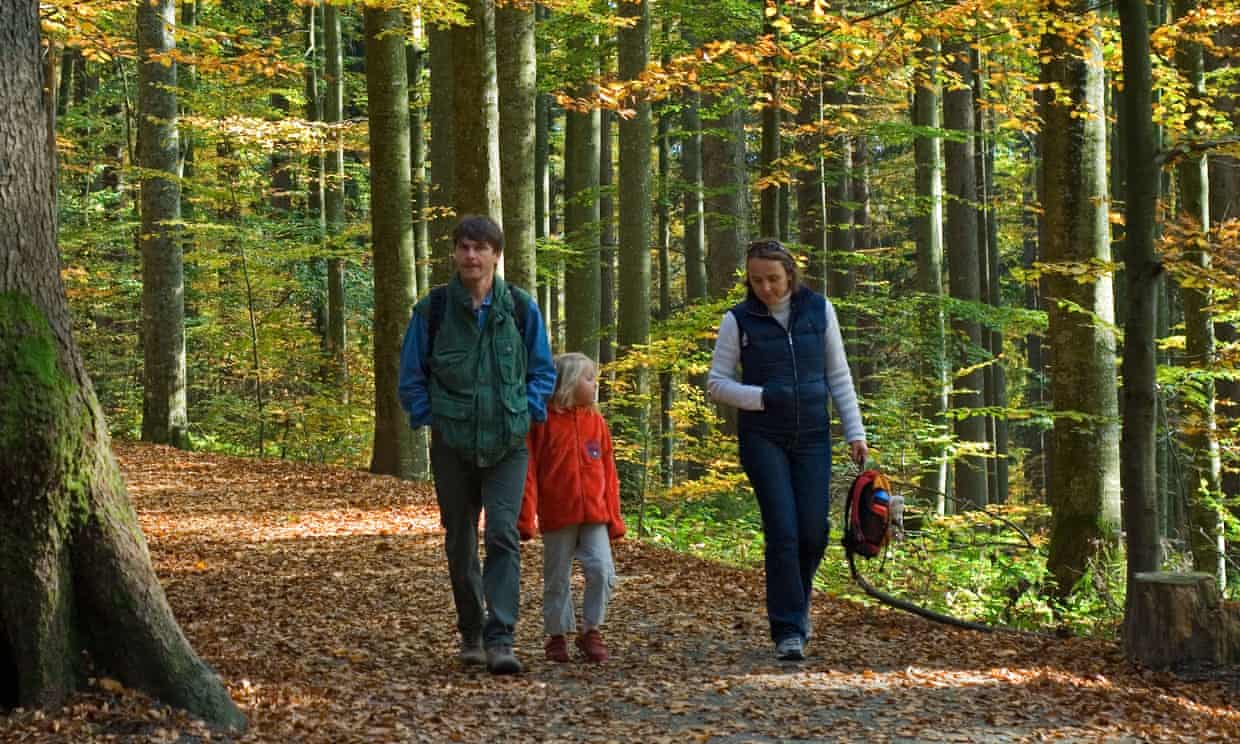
[608,522,626,541]
[519,528,534,541]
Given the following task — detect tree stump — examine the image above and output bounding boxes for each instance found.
[1125,572,1240,670]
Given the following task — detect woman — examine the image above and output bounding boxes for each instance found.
[707,238,868,661]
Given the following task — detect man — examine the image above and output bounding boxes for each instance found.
[398,215,556,675]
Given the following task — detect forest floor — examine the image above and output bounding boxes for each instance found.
[3,442,1240,743]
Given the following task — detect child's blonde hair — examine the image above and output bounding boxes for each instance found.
[550,352,597,409]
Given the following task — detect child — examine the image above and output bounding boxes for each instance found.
[519,352,625,663]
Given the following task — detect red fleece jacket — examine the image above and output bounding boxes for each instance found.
[519,406,625,540]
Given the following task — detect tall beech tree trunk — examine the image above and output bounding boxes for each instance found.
[138,0,188,448]
[496,2,536,291]
[617,0,653,490]
[324,3,348,399]
[704,96,748,298]
[1039,6,1122,597]
[1211,26,1239,523]
[452,0,502,223]
[563,33,600,359]
[1117,1,1164,632]
[824,85,855,375]
[682,85,707,302]
[912,36,949,511]
[0,2,243,728]
[364,5,416,479]
[1173,0,1223,584]
[943,39,988,508]
[658,104,674,486]
[1022,140,1047,503]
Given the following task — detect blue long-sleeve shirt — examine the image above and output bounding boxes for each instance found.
[398,287,557,430]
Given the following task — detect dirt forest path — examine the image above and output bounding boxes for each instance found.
[4,442,1239,743]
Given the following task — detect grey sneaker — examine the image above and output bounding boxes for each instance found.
[458,637,486,666]
[775,636,805,661]
[485,645,523,675]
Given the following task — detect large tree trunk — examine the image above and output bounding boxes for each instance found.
[364,5,416,479]
[1117,2,1165,649]
[704,96,748,298]
[943,39,988,508]
[0,2,243,728]
[324,4,348,399]
[912,35,949,512]
[451,0,502,223]
[408,38,429,298]
[1173,0,1224,585]
[617,0,653,491]
[681,83,708,302]
[1039,6,1122,597]
[496,2,537,292]
[138,0,188,448]
[562,33,600,359]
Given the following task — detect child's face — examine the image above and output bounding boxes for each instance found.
[573,367,597,406]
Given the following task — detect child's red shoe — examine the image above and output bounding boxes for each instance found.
[545,635,570,663]
[575,629,608,663]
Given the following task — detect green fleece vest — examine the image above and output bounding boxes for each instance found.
[424,275,530,466]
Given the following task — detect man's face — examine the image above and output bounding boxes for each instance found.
[453,237,500,283]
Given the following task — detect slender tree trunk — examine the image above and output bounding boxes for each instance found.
[796,78,825,292]
[429,26,455,284]
[1117,3,1165,648]
[496,2,536,291]
[943,39,988,508]
[682,84,707,302]
[408,38,430,298]
[563,34,600,359]
[852,129,877,397]
[1173,0,1223,584]
[759,13,781,238]
[324,4,348,400]
[658,104,674,487]
[138,0,188,449]
[0,3,243,727]
[1039,6,1123,596]
[913,36,949,511]
[452,0,502,224]
[1022,139,1047,503]
[600,109,617,385]
[364,5,416,479]
[824,85,855,375]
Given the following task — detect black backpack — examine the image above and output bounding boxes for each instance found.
[425,283,530,354]
[843,469,898,558]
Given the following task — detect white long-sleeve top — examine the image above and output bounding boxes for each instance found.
[707,293,866,444]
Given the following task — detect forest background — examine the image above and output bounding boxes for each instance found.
[39,0,1240,639]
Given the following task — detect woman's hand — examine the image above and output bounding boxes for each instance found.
[848,439,868,467]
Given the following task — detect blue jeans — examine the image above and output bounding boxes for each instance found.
[739,429,832,643]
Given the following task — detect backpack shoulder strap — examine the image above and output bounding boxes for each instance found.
[508,284,531,338]
[426,285,448,355]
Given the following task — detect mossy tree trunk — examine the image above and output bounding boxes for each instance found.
[0,1,243,729]
[1038,4,1122,597]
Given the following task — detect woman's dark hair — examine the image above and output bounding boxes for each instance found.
[745,238,799,294]
[452,214,505,254]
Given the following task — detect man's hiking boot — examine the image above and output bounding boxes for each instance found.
[458,637,486,666]
[775,636,805,661]
[485,645,523,675]
[575,628,608,663]
[545,635,570,663]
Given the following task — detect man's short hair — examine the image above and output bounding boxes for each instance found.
[452,215,504,254]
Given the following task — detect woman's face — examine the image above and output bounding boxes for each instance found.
[746,257,791,307]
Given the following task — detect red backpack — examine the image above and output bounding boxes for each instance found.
[843,469,897,558]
